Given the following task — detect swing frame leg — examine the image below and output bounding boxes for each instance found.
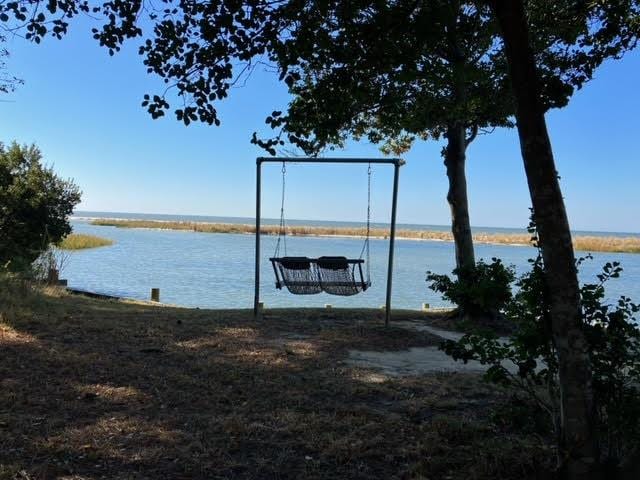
[254,159,262,319]
[385,162,401,327]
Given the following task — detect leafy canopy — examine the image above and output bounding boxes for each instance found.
[0,1,638,151]
[268,0,640,154]
[261,1,514,155]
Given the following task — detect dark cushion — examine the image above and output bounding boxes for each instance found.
[278,257,312,270]
[316,256,349,270]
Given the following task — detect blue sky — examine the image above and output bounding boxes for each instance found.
[1,19,639,233]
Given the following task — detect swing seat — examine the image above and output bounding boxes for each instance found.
[270,256,370,296]
[317,256,370,296]
[270,257,323,295]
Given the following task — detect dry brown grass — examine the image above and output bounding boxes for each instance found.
[573,236,640,254]
[0,276,553,479]
[90,218,640,254]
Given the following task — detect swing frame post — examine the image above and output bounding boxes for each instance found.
[254,157,404,325]
[254,159,262,318]
[385,162,401,327]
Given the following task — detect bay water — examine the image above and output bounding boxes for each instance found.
[64,213,640,310]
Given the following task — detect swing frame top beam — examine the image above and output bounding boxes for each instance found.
[257,157,405,166]
[254,156,404,327]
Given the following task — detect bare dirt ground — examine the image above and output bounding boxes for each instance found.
[0,282,551,479]
[347,322,516,377]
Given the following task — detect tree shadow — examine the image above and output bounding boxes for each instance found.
[0,292,552,479]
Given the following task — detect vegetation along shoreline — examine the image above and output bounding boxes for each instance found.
[59,233,114,250]
[89,218,640,254]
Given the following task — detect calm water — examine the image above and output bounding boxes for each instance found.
[64,216,640,310]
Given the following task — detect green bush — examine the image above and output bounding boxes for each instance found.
[440,252,640,468]
[0,142,81,272]
[427,258,515,319]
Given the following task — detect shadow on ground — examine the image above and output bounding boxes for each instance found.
[0,283,551,479]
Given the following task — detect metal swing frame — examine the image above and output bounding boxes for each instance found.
[254,157,404,326]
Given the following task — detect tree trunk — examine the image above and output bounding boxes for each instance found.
[491,0,598,477]
[444,124,475,271]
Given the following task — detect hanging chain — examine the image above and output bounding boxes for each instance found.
[359,163,372,284]
[366,163,371,283]
[274,161,287,257]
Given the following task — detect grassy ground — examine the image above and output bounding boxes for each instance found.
[0,279,552,479]
[90,218,640,254]
[59,234,114,250]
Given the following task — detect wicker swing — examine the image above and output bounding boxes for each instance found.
[269,163,371,296]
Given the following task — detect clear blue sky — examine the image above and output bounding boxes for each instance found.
[1,18,639,233]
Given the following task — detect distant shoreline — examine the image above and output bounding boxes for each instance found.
[72,212,640,237]
[86,218,640,254]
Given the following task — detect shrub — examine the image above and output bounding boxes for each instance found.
[427,258,515,319]
[440,252,640,468]
[31,246,70,283]
[0,142,81,271]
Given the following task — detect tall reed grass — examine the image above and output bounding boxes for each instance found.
[90,219,640,254]
[59,234,114,250]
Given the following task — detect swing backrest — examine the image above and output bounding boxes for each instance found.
[316,257,369,296]
[272,257,322,295]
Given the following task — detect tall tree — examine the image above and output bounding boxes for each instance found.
[489,1,640,477]
[259,1,514,275]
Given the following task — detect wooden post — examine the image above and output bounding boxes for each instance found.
[151,288,160,302]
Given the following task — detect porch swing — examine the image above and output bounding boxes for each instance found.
[269,162,372,296]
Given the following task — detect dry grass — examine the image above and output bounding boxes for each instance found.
[59,234,114,250]
[573,236,640,254]
[90,218,640,254]
[0,276,553,479]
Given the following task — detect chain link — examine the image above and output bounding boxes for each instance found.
[274,161,287,257]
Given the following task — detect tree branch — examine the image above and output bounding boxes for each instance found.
[465,124,479,146]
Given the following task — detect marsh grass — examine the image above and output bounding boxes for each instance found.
[0,277,554,479]
[59,233,114,250]
[91,219,640,254]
